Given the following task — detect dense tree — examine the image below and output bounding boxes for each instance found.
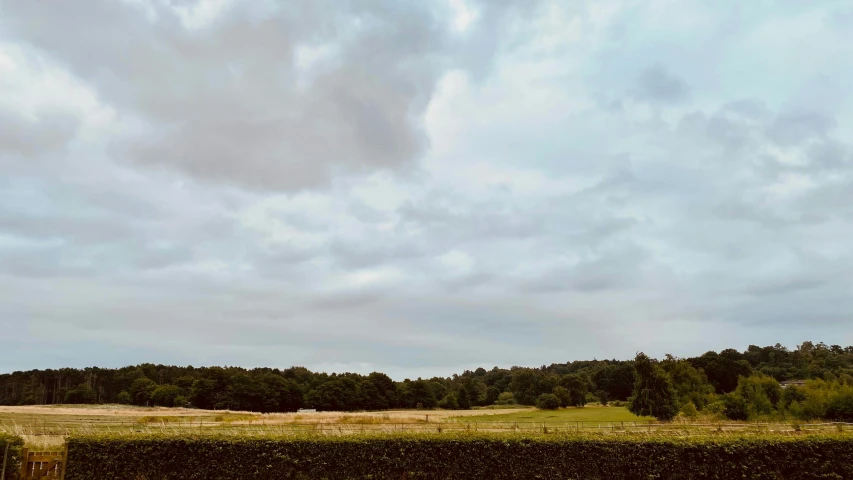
[660,355,715,409]
[438,393,458,410]
[629,353,679,421]
[553,386,571,408]
[2,341,852,415]
[116,390,132,405]
[64,385,97,404]
[559,374,588,407]
[536,393,560,410]
[129,378,158,406]
[150,385,183,407]
[457,388,472,410]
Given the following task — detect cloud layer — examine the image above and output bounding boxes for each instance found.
[1,0,852,378]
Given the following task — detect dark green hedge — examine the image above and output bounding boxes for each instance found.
[66,432,853,480]
[0,432,23,479]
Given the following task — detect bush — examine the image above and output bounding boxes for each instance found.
[150,385,185,407]
[536,393,560,410]
[64,385,97,404]
[826,386,853,421]
[0,433,23,479]
[553,387,571,408]
[64,433,853,480]
[680,402,699,419]
[596,390,609,406]
[438,394,458,410]
[495,392,516,405]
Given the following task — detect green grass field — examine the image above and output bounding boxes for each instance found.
[455,406,653,424]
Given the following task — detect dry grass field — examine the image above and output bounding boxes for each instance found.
[2,404,850,450]
[0,404,534,448]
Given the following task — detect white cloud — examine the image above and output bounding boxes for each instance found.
[1,0,853,376]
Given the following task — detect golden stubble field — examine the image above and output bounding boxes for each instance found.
[0,404,535,448]
[3,404,847,450]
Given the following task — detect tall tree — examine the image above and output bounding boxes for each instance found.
[629,353,679,421]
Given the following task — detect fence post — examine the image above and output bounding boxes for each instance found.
[60,446,68,480]
[19,448,28,480]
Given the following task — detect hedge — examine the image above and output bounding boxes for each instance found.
[64,432,853,480]
[0,432,24,479]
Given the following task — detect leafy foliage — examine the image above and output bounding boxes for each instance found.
[536,393,560,410]
[629,353,679,421]
[64,433,853,480]
[3,341,853,414]
[0,433,23,479]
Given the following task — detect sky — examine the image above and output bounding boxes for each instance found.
[1,0,852,379]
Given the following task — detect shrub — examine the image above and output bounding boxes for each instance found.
[826,386,853,421]
[64,385,97,404]
[0,433,23,479]
[438,394,458,410]
[64,433,853,480]
[553,386,571,408]
[680,402,699,419]
[116,390,132,405]
[596,390,609,406]
[732,374,781,418]
[536,393,560,410]
[150,385,184,407]
[495,392,516,405]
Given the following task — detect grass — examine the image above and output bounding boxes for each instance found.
[2,405,850,449]
[452,405,653,424]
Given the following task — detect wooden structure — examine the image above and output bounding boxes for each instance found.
[18,449,65,480]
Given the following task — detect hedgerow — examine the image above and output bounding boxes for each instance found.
[0,432,23,479]
[65,432,853,480]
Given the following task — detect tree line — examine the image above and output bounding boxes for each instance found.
[1,341,852,421]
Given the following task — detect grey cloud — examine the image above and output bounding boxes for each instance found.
[0,110,79,157]
[0,0,531,191]
[632,64,689,104]
[766,110,837,146]
[3,0,853,376]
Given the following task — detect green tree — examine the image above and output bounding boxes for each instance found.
[553,386,572,407]
[129,378,158,406]
[457,388,472,410]
[439,393,458,410]
[826,385,853,421]
[661,355,715,409]
[629,353,679,421]
[116,390,132,405]
[536,393,560,410]
[189,379,217,410]
[731,374,781,418]
[150,385,183,407]
[64,385,97,404]
[559,374,588,407]
[484,386,501,406]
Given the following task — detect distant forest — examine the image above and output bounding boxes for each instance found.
[2,342,852,415]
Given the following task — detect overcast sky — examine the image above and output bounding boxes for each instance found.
[1,0,852,379]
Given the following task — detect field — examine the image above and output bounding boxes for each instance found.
[2,404,850,451]
[451,405,652,424]
[4,405,853,479]
[0,404,529,449]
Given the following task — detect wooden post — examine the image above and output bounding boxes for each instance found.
[19,448,28,480]
[60,446,68,480]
